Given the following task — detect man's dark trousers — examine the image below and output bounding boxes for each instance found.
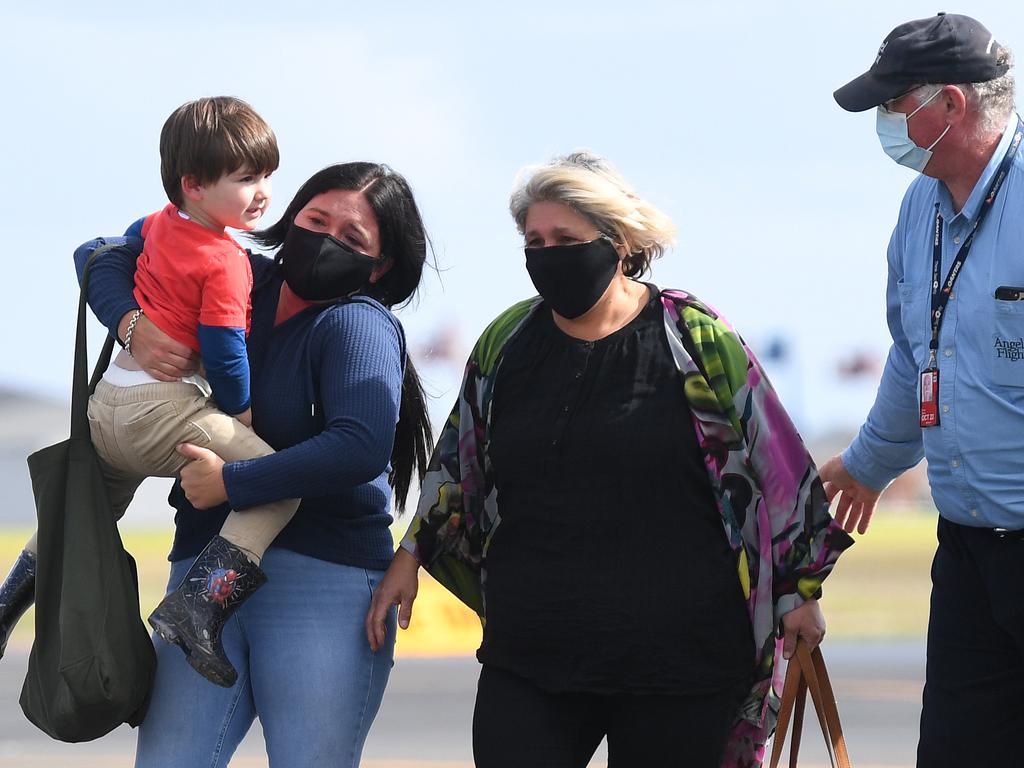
[918,516,1024,766]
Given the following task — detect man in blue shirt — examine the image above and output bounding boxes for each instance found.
[823,13,1022,766]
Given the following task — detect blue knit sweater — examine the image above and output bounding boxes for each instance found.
[75,238,402,569]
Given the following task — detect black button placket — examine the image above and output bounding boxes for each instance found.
[550,341,594,449]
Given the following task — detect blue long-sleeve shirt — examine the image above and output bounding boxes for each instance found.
[843,113,1024,528]
[75,239,404,568]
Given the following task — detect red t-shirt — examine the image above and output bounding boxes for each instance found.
[133,204,252,353]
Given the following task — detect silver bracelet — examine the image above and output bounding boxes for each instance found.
[123,309,144,357]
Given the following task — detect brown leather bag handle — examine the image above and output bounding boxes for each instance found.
[768,640,852,768]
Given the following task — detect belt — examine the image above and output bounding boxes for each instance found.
[991,527,1024,539]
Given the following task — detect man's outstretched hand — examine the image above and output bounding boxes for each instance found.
[819,455,882,534]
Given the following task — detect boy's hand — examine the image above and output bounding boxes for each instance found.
[235,408,253,428]
[119,311,199,381]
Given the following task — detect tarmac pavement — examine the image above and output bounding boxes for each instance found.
[0,640,925,767]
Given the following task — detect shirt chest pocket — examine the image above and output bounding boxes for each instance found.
[898,281,930,367]
[991,299,1024,386]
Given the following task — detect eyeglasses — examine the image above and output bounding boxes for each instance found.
[880,86,921,113]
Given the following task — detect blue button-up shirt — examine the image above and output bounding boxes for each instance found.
[844,113,1024,528]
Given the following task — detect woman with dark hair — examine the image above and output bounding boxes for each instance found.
[67,161,432,767]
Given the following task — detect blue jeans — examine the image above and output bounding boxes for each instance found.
[135,547,396,768]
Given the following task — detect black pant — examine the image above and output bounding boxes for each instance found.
[918,517,1024,767]
[472,665,741,768]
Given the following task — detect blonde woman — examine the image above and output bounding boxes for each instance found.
[367,152,853,767]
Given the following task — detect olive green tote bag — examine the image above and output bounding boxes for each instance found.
[20,247,156,741]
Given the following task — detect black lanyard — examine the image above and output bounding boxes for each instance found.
[929,117,1024,362]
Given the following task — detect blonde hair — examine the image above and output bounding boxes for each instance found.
[509,151,676,278]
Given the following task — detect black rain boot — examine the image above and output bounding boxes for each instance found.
[0,550,36,659]
[148,536,266,687]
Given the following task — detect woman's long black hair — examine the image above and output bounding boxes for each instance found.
[250,162,433,513]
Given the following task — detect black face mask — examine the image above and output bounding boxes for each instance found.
[524,237,620,319]
[279,224,378,301]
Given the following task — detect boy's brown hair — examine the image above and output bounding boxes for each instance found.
[160,96,279,207]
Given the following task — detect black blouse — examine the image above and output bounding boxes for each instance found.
[479,289,754,695]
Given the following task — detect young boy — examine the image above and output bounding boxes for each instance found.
[0,97,298,688]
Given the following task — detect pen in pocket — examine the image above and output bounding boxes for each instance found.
[994,286,1024,300]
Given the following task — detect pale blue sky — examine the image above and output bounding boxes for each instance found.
[2,1,1022,439]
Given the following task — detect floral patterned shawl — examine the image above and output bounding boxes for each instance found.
[400,289,853,767]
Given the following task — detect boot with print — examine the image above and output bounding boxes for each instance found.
[148,536,266,687]
[0,550,36,659]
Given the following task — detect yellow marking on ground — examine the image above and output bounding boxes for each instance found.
[0,506,937,657]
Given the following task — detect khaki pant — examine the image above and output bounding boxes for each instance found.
[27,379,298,562]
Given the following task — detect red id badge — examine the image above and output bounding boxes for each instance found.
[919,367,939,427]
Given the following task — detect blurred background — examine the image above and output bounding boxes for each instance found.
[2,1,1022,765]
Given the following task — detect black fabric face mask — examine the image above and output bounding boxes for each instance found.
[524,237,620,319]
[279,224,378,301]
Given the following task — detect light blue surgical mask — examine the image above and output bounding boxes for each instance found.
[875,88,951,172]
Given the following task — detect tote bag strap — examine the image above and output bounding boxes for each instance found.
[70,244,122,440]
[768,640,852,768]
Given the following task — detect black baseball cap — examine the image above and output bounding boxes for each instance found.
[834,12,1010,112]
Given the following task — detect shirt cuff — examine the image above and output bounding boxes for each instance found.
[841,439,894,493]
[775,593,805,625]
[222,461,251,511]
[398,533,421,563]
